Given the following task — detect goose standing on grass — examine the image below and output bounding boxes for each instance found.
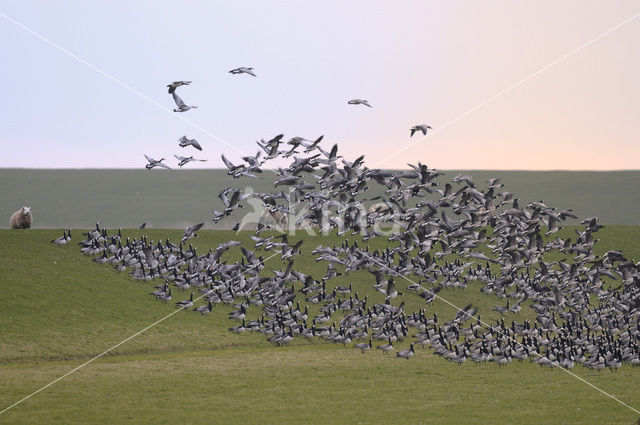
[229,304,247,321]
[159,288,172,303]
[167,80,191,94]
[51,229,71,246]
[194,301,213,315]
[397,343,415,359]
[410,124,432,137]
[174,154,208,167]
[144,155,172,170]
[354,338,372,353]
[229,319,247,333]
[377,337,394,354]
[176,293,194,309]
[178,136,203,151]
[172,92,198,112]
[229,67,257,77]
[181,223,204,243]
[347,99,372,107]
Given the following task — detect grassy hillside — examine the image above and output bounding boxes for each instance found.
[1,169,639,229]
[1,227,640,424]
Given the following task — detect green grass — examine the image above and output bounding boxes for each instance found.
[1,227,640,424]
[1,169,639,228]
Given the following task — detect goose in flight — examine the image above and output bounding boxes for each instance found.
[174,154,208,167]
[144,155,172,170]
[178,136,203,151]
[301,135,324,153]
[181,222,204,243]
[229,67,257,77]
[410,124,432,137]
[348,99,372,107]
[172,92,198,112]
[166,80,191,94]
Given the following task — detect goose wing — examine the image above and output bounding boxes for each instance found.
[185,222,204,234]
[221,154,236,170]
[172,92,186,108]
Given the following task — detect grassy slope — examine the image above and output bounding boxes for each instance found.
[1,228,640,424]
[1,169,639,229]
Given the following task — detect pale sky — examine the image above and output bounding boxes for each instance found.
[1,1,639,170]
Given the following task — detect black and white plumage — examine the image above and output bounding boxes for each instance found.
[144,155,172,170]
[229,67,256,77]
[51,229,71,246]
[172,92,198,112]
[194,301,213,315]
[181,223,204,243]
[176,293,194,309]
[174,155,208,167]
[167,80,191,94]
[410,124,432,137]
[397,343,415,359]
[178,136,203,151]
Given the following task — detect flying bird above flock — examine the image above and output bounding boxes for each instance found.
[229,67,257,77]
[168,80,197,112]
[178,136,203,151]
[174,154,208,167]
[410,124,432,137]
[172,92,198,113]
[348,99,372,107]
[167,80,191,94]
[144,155,171,170]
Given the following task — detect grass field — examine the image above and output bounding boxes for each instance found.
[2,169,639,229]
[1,227,640,424]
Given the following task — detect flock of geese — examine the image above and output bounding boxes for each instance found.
[144,69,431,170]
[144,81,205,170]
[57,126,640,368]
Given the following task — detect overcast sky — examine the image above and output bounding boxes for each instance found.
[1,1,639,170]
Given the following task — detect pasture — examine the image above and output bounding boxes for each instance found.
[2,169,639,229]
[1,227,639,424]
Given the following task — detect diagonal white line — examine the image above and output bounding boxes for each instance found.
[371,9,640,170]
[368,257,640,415]
[0,249,282,416]
[0,10,249,160]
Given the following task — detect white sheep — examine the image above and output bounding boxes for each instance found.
[10,206,33,229]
